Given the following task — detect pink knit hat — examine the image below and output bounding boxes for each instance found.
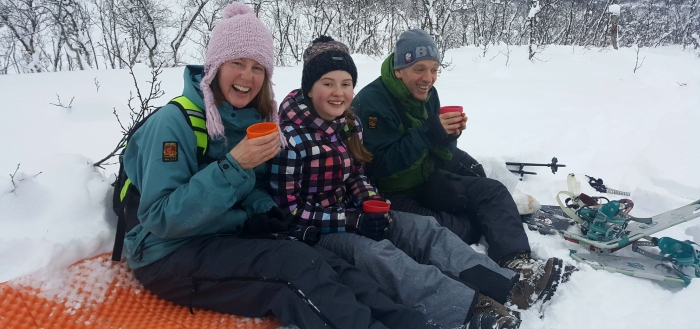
[200,2,278,140]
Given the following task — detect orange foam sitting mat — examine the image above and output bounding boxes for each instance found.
[0,253,282,329]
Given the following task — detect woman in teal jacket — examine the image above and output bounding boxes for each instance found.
[120,3,432,329]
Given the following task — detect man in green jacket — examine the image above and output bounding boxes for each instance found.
[353,29,569,310]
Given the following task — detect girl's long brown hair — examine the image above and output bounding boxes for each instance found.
[342,108,373,163]
[210,73,275,121]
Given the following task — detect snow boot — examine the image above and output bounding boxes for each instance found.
[501,251,563,310]
[468,294,521,329]
[512,189,541,215]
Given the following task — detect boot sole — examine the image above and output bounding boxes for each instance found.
[561,263,578,283]
[537,258,563,306]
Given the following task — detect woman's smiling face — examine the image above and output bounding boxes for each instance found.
[216,58,266,108]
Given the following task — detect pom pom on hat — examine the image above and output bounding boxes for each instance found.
[223,1,252,18]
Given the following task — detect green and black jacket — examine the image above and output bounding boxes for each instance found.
[352,54,457,198]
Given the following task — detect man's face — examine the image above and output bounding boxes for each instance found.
[394,59,439,101]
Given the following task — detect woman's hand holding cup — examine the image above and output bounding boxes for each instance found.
[229,130,281,170]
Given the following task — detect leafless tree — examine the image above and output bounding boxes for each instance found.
[169,0,209,66]
[94,60,165,168]
[110,0,169,67]
[0,34,19,74]
[7,163,41,194]
[0,0,50,72]
[47,0,99,70]
[268,0,302,65]
[527,0,540,60]
[420,0,466,58]
[300,0,336,42]
[91,0,122,68]
[49,94,75,109]
[8,163,20,191]
[609,4,619,49]
[633,45,645,73]
[189,0,228,63]
[679,0,699,50]
[1,0,698,73]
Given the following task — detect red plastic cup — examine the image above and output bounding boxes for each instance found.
[439,106,464,114]
[246,122,278,139]
[363,200,391,213]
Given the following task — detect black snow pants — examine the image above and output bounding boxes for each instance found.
[133,234,436,329]
[389,172,530,263]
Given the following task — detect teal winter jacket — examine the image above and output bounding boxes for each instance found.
[122,65,276,269]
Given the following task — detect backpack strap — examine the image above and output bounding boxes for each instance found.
[111,158,130,261]
[112,95,210,261]
[116,96,209,204]
[169,96,208,159]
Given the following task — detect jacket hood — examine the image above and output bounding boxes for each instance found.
[182,65,206,110]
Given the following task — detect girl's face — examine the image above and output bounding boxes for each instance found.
[307,70,354,121]
[216,58,265,108]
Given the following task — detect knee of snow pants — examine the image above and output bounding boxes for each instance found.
[133,235,380,329]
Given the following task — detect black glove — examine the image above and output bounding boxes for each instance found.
[282,225,321,246]
[422,114,449,146]
[347,209,391,241]
[241,207,294,236]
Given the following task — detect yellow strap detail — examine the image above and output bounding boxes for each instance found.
[119,96,207,204]
[172,96,201,113]
[189,116,206,130]
[170,96,207,154]
[194,131,208,153]
[120,178,131,202]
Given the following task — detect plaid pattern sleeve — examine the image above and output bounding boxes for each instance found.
[345,161,381,205]
[268,132,350,233]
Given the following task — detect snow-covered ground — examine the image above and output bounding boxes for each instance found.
[1,45,699,328]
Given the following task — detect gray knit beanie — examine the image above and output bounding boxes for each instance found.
[393,29,440,70]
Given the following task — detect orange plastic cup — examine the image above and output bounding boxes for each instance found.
[440,106,464,114]
[246,122,278,139]
[363,200,391,213]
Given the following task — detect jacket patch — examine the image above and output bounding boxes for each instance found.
[162,142,178,162]
[368,116,377,129]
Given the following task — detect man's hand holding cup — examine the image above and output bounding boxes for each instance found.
[439,106,467,135]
